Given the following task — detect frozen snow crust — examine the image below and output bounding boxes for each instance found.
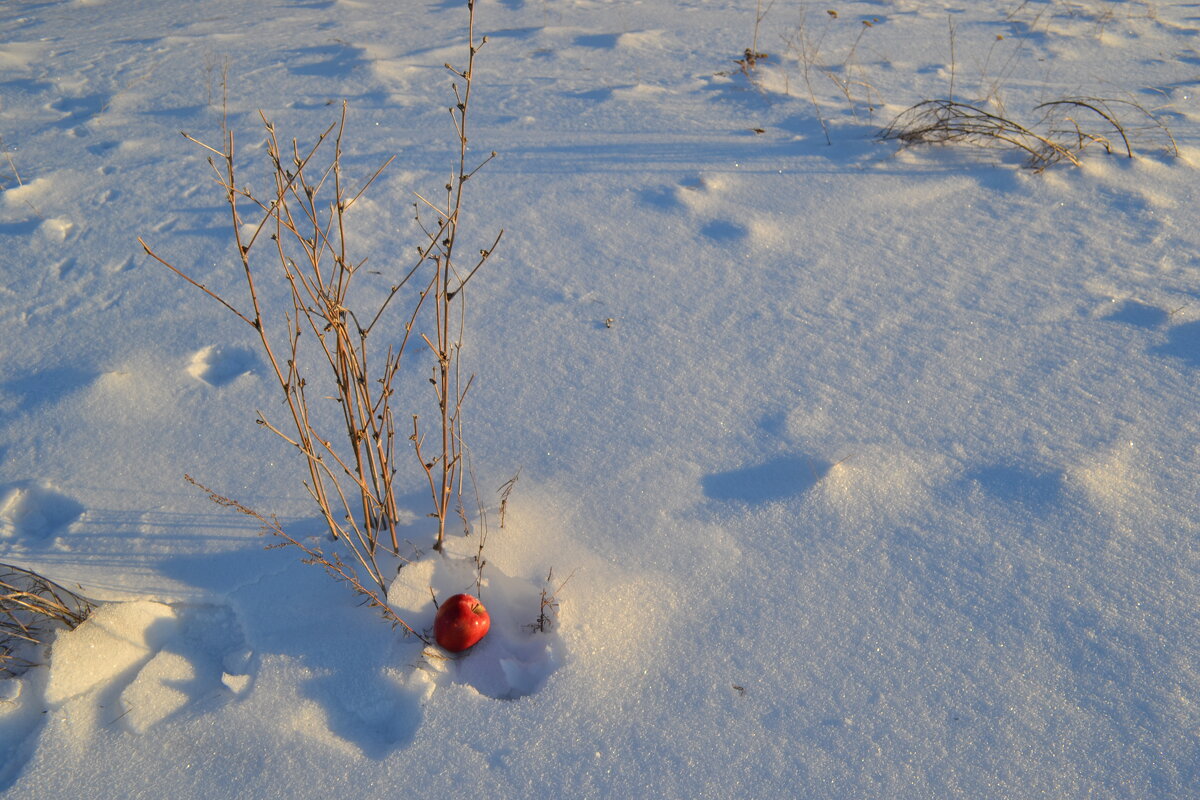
[3,0,1200,797]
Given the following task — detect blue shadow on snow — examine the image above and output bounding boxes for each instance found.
[702,455,830,504]
[1102,300,1168,328]
[1151,320,1200,368]
[962,464,1063,509]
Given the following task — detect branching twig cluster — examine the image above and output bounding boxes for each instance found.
[141,106,413,604]
[730,0,774,80]
[1,563,95,678]
[879,96,1177,170]
[747,0,775,68]
[140,1,502,627]
[735,47,770,76]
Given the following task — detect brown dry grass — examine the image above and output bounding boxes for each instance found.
[1,563,94,678]
[879,96,1177,170]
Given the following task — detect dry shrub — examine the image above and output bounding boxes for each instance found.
[139,1,501,631]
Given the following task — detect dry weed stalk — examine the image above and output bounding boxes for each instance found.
[730,0,775,80]
[410,0,504,554]
[735,47,770,76]
[468,470,520,594]
[781,7,833,144]
[748,0,775,67]
[527,567,574,634]
[1,563,95,678]
[139,0,501,625]
[0,136,21,190]
[879,96,1177,171]
[140,107,410,602]
[825,18,879,121]
[780,8,881,144]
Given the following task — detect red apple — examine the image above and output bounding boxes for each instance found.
[434,593,491,652]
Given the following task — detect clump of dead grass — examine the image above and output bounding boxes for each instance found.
[1,563,95,678]
[879,96,1177,170]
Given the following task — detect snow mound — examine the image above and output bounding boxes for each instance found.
[44,600,179,707]
[40,599,251,739]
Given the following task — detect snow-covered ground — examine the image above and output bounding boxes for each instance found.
[2,0,1199,796]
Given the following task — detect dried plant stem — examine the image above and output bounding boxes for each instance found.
[780,8,880,142]
[527,567,575,634]
[0,136,23,189]
[781,9,831,144]
[751,0,775,59]
[412,0,504,552]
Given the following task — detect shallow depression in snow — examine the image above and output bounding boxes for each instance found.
[0,481,85,541]
[388,551,564,701]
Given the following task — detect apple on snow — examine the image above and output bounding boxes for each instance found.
[434,593,491,652]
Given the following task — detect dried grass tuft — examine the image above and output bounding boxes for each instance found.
[1,563,94,678]
[879,96,1177,171]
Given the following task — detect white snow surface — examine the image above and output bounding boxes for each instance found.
[2,0,1200,796]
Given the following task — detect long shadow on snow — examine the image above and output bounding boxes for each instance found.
[300,659,423,759]
[0,668,49,793]
[0,492,435,779]
[155,540,426,758]
[284,42,368,78]
[0,613,180,792]
[0,366,101,410]
[1103,300,1169,328]
[230,554,426,759]
[0,479,86,541]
